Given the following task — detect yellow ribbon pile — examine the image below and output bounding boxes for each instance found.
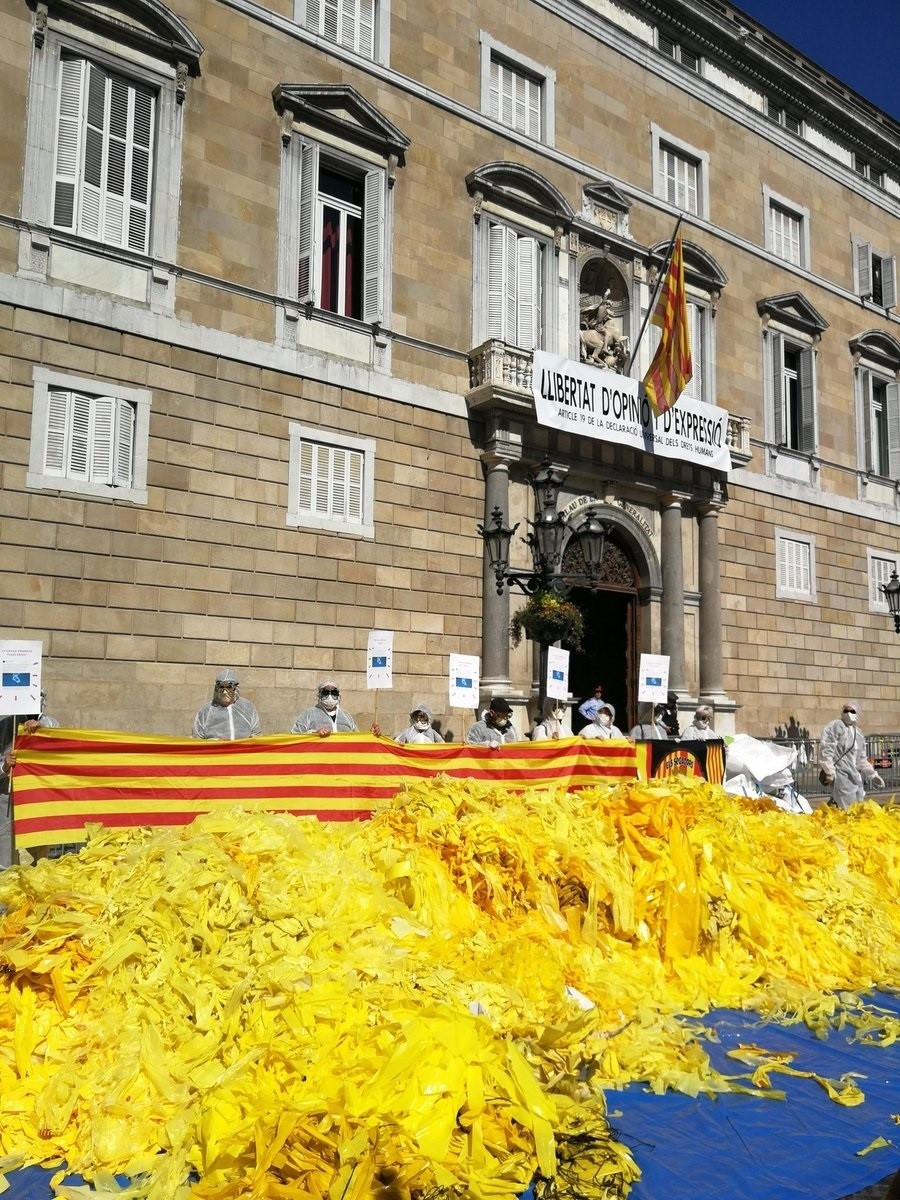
[1,777,898,1200]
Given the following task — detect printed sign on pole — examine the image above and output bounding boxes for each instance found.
[0,641,43,717]
[546,647,570,702]
[366,630,394,689]
[637,653,670,704]
[449,654,480,709]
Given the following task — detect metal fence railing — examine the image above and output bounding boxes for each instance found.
[768,735,900,799]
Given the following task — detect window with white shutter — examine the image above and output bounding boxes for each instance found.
[276,84,409,339]
[856,242,897,309]
[769,203,801,266]
[486,220,542,350]
[298,441,363,523]
[42,388,136,485]
[647,309,701,397]
[775,531,816,601]
[288,424,375,537]
[861,370,900,479]
[868,551,899,612]
[680,302,704,402]
[489,56,542,139]
[659,146,698,213]
[770,333,816,453]
[763,187,809,269]
[53,56,155,254]
[479,35,554,147]
[650,126,708,218]
[299,0,376,58]
[294,149,384,321]
[19,0,200,303]
[28,369,151,503]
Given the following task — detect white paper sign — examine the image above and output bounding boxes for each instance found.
[0,641,43,716]
[366,630,394,689]
[449,654,480,709]
[532,352,732,473]
[546,647,570,701]
[637,653,670,704]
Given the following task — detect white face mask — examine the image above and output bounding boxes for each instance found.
[491,715,509,730]
[413,719,430,732]
[598,713,611,727]
[696,718,709,728]
[842,710,858,725]
[320,693,339,712]
[551,708,565,721]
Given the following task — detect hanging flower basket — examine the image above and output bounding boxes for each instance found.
[509,591,585,650]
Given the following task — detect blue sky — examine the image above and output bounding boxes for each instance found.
[733,0,900,122]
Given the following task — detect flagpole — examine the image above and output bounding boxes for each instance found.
[626,213,684,374]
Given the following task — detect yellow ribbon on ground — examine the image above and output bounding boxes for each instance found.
[1,776,899,1200]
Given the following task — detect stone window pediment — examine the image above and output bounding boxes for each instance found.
[273,84,410,163]
[582,181,631,216]
[579,181,633,243]
[757,292,828,338]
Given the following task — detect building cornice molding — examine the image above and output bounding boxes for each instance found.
[213,0,900,220]
[571,0,900,166]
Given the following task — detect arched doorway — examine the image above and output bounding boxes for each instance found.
[562,535,640,732]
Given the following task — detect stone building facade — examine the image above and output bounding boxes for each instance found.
[0,0,898,738]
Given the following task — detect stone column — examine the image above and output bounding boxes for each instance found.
[697,501,724,702]
[480,452,515,697]
[660,493,687,695]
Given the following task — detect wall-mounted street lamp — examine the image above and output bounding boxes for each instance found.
[881,569,900,633]
[477,460,612,710]
[478,460,610,596]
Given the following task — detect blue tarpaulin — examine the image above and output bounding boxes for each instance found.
[4,995,899,1199]
[617,995,900,1200]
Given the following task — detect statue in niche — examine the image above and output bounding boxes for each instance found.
[578,260,630,372]
[579,290,630,371]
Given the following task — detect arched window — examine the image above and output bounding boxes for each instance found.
[642,240,728,405]
[20,0,202,304]
[850,330,900,480]
[467,162,573,353]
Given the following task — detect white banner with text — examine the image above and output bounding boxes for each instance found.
[532,352,732,472]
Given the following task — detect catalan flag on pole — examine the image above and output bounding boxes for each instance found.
[642,236,692,419]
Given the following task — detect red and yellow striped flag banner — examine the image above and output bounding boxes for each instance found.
[642,235,692,419]
[9,728,641,850]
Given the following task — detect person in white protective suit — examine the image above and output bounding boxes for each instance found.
[394,702,444,745]
[818,699,884,809]
[581,701,624,740]
[291,680,358,736]
[629,702,671,740]
[192,669,261,740]
[466,697,519,745]
[682,705,717,741]
[532,697,568,741]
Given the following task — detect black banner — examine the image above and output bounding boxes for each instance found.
[639,738,725,784]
